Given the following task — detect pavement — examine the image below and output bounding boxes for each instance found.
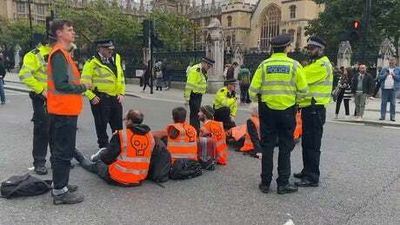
[1,72,400,225]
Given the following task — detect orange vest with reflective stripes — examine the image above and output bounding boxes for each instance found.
[293,111,302,140]
[108,128,154,185]
[166,122,198,163]
[47,43,83,115]
[202,120,228,165]
[241,116,260,152]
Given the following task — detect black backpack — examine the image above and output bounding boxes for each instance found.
[148,139,171,183]
[0,174,52,199]
[169,159,202,180]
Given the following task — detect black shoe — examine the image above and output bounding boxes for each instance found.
[277,184,298,194]
[295,178,319,187]
[379,118,385,121]
[53,191,84,205]
[391,119,396,122]
[293,172,304,179]
[34,166,48,175]
[258,183,270,193]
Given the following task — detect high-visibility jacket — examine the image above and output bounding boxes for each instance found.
[213,86,238,117]
[167,122,198,163]
[249,53,309,110]
[81,54,125,100]
[299,56,333,107]
[184,63,208,101]
[293,110,303,140]
[240,116,260,152]
[47,44,83,116]
[201,120,228,165]
[109,128,154,185]
[19,44,51,94]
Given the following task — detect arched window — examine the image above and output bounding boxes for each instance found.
[260,5,281,50]
[226,36,231,47]
[289,5,296,19]
[227,16,232,27]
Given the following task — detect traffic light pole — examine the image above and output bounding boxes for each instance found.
[149,21,154,95]
[361,0,372,62]
[28,0,33,48]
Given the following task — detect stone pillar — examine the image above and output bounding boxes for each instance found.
[337,41,352,69]
[205,18,225,93]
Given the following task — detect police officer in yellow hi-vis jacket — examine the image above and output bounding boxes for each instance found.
[294,36,333,188]
[81,39,125,149]
[19,39,52,175]
[213,79,238,130]
[184,57,214,132]
[249,34,308,195]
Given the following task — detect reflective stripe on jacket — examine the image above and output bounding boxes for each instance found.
[184,64,207,101]
[47,44,83,116]
[213,86,238,117]
[202,120,228,165]
[81,53,125,100]
[167,122,198,163]
[108,128,154,185]
[249,53,309,110]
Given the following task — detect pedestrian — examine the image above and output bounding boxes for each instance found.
[378,57,400,121]
[238,65,252,104]
[162,59,171,90]
[226,62,238,80]
[154,60,163,91]
[213,79,238,130]
[249,34,308,194]
[47,20,90,205]
[142,60,152,92]
[295,36,333,188]
[81,39,125,150]
[334,67,353,119]
[351,64,374,120]
[238,103,261,158]
[0,57,6,105]
[184,57,214,132]
[18,39,52,174]
[77,109,156,186]
[223,64,230,80]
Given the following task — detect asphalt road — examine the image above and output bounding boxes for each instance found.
[1,92,399,225]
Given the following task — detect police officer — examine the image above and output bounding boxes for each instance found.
[81,39,126,149]
[249,34,308,194]
[184,57,214,132]
[213,79,238,130]
[19,35,52,175]
[294,36,333,187]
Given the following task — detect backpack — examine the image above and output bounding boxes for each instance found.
[148,139,171,183]
[169,159,202,180]
[0,174,52,199]
[197,137,216,170]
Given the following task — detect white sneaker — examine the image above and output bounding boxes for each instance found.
[334,114,338,119]
[345,115,350,119]
[90,148,106,162]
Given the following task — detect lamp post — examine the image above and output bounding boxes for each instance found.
[361,0,371,62]
[28,0,33,48]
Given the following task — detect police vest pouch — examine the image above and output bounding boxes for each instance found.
[1,174,52,199]
[169,159,202,180]
[148,139,171,183]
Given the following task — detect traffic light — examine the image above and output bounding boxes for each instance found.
[353,20,361,30]
[349,19,361,42]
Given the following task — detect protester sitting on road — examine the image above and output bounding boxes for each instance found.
[166,107,198,163]
[213,79,238,130]
[77,109,155,186]
[198,105,228,165]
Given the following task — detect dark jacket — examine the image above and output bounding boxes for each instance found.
[100,124,152,165]
[0,61,6,78]
[351,73,374,95]
[226,66,235,80]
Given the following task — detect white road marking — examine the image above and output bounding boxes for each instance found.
[283,219,295,225]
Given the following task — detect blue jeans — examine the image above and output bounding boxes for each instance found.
[380,89,396,120]
[0,79,5,103]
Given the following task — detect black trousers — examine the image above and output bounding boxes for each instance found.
[301,106,326,183]
[189,93,202,133]
[239,83,251,103]
[214,107,236,130]
[335,92,350,115]
[259,103,295,187]
[29,92,49,167]
[49,115,78,190]
[91,93,123,148]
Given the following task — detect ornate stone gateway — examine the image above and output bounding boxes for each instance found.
[337,41,352,69]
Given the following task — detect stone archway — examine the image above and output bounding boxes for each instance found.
[259,4,281,50]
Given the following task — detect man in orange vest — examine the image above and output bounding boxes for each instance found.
[76,110,155,186]
[47,20,90,205]
[166,107,198,163]
[198,105,228,165]
[238,103,262,158]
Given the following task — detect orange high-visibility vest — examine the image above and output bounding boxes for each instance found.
[230,124,247,141]
[167,122,198,163]
[202,120,228,165]
[240,116,260,152]
[293,110,302,140]
[47,43,83,116]
[108,128,154,185]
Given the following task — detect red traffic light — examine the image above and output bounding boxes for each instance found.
[353,20,361,30]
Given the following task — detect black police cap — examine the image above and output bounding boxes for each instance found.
[307,36,327,49]
[95,39,115,49]
[270,34,292,48]
[202,57,215,66]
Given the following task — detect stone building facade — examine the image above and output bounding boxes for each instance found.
[0,0,52,24]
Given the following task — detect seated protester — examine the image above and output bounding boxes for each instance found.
[77,110,155,186]
[213,79,238,130]
[240,103,262,157]
[166,107,198,163]
[198,105,228,165]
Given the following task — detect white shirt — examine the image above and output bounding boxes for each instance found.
[384,68,395,89]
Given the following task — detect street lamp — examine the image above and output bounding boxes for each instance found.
[27,0,33,48]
